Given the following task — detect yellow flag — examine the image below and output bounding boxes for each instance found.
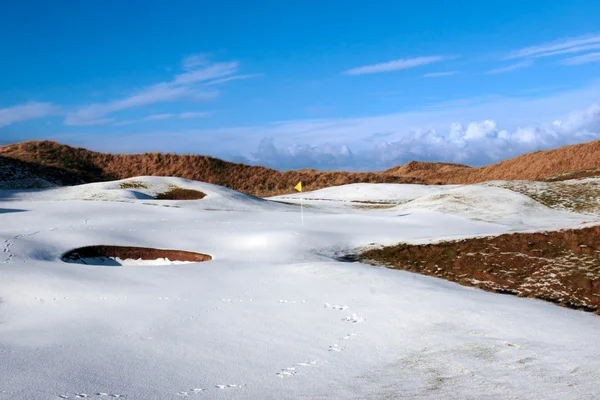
[294,181,302,192]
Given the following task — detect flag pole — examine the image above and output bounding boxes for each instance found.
[294,181,304,227]
[300,196,304,227]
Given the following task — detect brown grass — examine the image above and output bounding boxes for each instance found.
[2,139,600,196]
[360,226,600,314]
[0,155,84,188]
[119,180,148,189]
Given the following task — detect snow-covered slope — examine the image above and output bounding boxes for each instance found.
[1,179,600,399]
[270,182,461,204]
[272,182,596,230]
[393,184,592,229]
[0,176,288,211]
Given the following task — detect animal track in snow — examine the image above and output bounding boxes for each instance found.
[342,313,365,323]
[329,344,342,352]
[276,361,320,377]
[177,384,244,395]
[340,333,358,340]
[57,392,125,398]
[324,303,348,310]
[276,367,297,378]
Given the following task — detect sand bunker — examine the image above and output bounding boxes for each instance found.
[62,245,212,266]
[155,188,206,200]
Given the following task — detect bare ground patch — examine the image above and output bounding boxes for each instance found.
[62,245,212,265]
[359,226,600,314]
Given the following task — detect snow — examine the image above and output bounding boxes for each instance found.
[1,177,600,399]
[270,182,461,204]
[392,184,594,229]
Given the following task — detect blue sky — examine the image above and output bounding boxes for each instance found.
[1,1,600,170]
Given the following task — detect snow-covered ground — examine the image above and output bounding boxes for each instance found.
[1,177,600,399]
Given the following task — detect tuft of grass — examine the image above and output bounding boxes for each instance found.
[119,180,147,189]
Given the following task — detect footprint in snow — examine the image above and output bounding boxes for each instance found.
[277,361,319,377]
[216,384,244,389]
[329,344,342,352]
[276,368,297,378]
[340,333,358,340]
[324,303,348,310]
[342,313,365,323]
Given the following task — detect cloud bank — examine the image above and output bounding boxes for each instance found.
[246,103,600,170]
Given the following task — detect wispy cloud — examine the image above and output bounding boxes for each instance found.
[204,74,263,86]
[179,111,213,119]
[0,102,59,128]
[65,84,197,126]
[562,52,600,65]
[145,113,174,121]
[487,60,533,74]
[343,56,447,75]
[113,111,212,126]
[506,34,600,59]
[65,58,244,126]
[182,53,211,70]
[423,71,458,78]
[173,62,239,85]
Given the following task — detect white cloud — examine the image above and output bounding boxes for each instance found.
[248,104,600,170]
[204,74,263,86]
[65,84,194,126]
[530,42,600,58]
[0,102,59,128]
[506,34,600,59]
[173,62,239,85]
[65,59,240,126]
[182,53,211,70]
[561,52,600,66]
[487,60,533,74]
[113,111,212,126]
[423,71,458,78]
[144,113,173,121]
[343,56,446,75]
[179,111,213,119]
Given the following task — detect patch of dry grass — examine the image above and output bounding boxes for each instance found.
[360,226,600,314]
[119,180,148,189]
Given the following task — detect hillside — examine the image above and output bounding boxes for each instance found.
[1,139,600,196]
[0,141,421,196]
[0,155,84,189]
[383,140,600,183]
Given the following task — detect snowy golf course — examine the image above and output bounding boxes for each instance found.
[1,177,600,399]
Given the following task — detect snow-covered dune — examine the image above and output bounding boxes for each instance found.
[394,184,593,229]
[0,176,288,211]
[270,182,461,204]
[1,179,600,399]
